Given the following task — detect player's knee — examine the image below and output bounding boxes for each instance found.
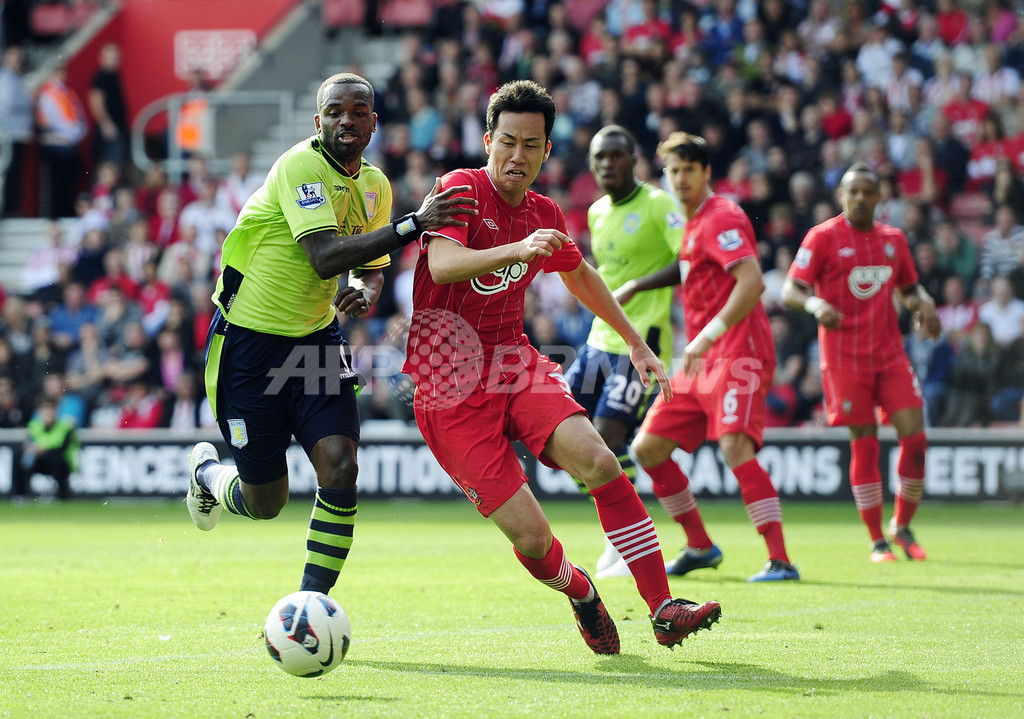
[631,434,666,469]
[576,444,622,485]
[317,451,358,491]
[247,493,287,519]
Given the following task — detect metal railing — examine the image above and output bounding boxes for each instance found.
[130,89,297,183]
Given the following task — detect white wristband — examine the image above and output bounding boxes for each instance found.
[804,296,827,315]
[696,315,728,344]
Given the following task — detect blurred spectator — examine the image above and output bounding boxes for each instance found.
[21,221,78,303]
[137,260,172,337]
[978,276,1024,346]
[177,175,235,256]
[0,376,26,428]
[87,249,138,304]
[974,43,1020,110]
[886,109,919,171]
[885,51,923,113]
[135,165,169,219]
[216,151,262,218]
[96,285,141,348]
[941,321,998,427]
[50,282,99,352]
[162,371,213,429]
[979,204,1024,281]
[149,188,182,249]
[935,0,969,47]
[934,220,979,288]
[937,275,979,349]
[990,314,1024,423]
[897,138,947,209]
[67,192,110,247]
[929,113,969,195]
[64,321,109,418]
[967,113,1010,191]
[905,316,955,427]
[943,72,990,147]
[36,63,88,218]
[22,317,67,407]
[88,42,128,171]
[857,19,902,89]
[923,51,960,107]
[107,186,142,246]
[15,398,79,500]
[0,45,32,217]
[118,381,164,428]
[914,242,949,305]
[984,156,1024,211]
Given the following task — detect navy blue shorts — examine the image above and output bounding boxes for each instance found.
[204,309,360,484]
[563,343,658,430]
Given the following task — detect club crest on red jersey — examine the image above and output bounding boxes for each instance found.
[848,265,893,299]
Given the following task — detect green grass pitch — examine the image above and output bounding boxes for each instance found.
[1,497,1022,718]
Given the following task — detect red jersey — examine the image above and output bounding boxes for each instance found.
[679,194,773,364]
[403,167,583,398]
[943,98,990,147]
[789,216,918,373]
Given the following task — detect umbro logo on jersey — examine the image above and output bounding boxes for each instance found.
[483,219,499,230]
[838,247,855,257]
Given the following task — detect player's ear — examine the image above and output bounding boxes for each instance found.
[314,114,322,132]
[483,132,492,154]
[543,140,551,161]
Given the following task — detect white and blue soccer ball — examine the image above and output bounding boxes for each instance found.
[264,591,351,677]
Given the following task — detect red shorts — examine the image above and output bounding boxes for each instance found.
[821,358,923,426]
[639,356,774,452]
[414,350,583,517]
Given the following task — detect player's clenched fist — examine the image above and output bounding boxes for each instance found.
[516,228,566,261]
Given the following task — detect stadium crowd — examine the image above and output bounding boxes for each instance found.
[2,0,1024,433]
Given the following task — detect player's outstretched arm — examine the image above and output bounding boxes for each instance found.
[782,276,842,329]
[300,183,478,279]
[613,262,682,305]
[560,260,671,399]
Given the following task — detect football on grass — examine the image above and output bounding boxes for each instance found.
[264,591,350,677]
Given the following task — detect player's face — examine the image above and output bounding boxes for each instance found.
[484,111,550,205]
[662,153,710,211]
[315,82,377,171]
[590,133,636,200]
[839,173,880,230]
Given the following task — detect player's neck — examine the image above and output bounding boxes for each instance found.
[609,181,640,205]
[684,188,712,218]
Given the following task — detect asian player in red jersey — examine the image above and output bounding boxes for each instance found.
[403,81,721,654]
[628,132,800,583]
[782,164,941,562]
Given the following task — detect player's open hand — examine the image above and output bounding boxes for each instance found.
[416,178,478,232]
[630,344,673,401]
[333,286,371,318]
[681,335,713,376]
[516,228,566,262]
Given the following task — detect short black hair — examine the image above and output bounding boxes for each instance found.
[592,125,637,155]
[841,162,880,186]
[656,131,710,168]
[485,80,556,141]
[316,72,374,112]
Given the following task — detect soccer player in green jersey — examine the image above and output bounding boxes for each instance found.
[562,125,686,578]
[186,72,476,596]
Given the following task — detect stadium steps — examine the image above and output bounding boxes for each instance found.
[250,28,404,171]
[0,217,76,294]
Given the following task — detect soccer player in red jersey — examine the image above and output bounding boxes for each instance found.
[403,81,722,654]
[782,164,941,562]
[628,132,800,583]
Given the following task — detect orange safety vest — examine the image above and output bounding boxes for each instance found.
[175,96,208,152]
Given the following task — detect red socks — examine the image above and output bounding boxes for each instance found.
[590,473,671,614]
[733,458,789,563]
[894,432,926,527]
[644,458,714,549]
[514,537,592,601]
[850,435,884,541]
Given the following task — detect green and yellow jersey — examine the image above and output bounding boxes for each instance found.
[585,182,684,364]
[212,136,391,337]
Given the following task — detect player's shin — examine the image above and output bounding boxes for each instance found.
[208,465,260,519]
[894,432,926,526]
[591,473,671,613]
[301,487,356,595]
[850,436,884,541]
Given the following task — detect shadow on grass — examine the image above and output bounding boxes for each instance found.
[344,659,1017,700]
[668,573,1024,599]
